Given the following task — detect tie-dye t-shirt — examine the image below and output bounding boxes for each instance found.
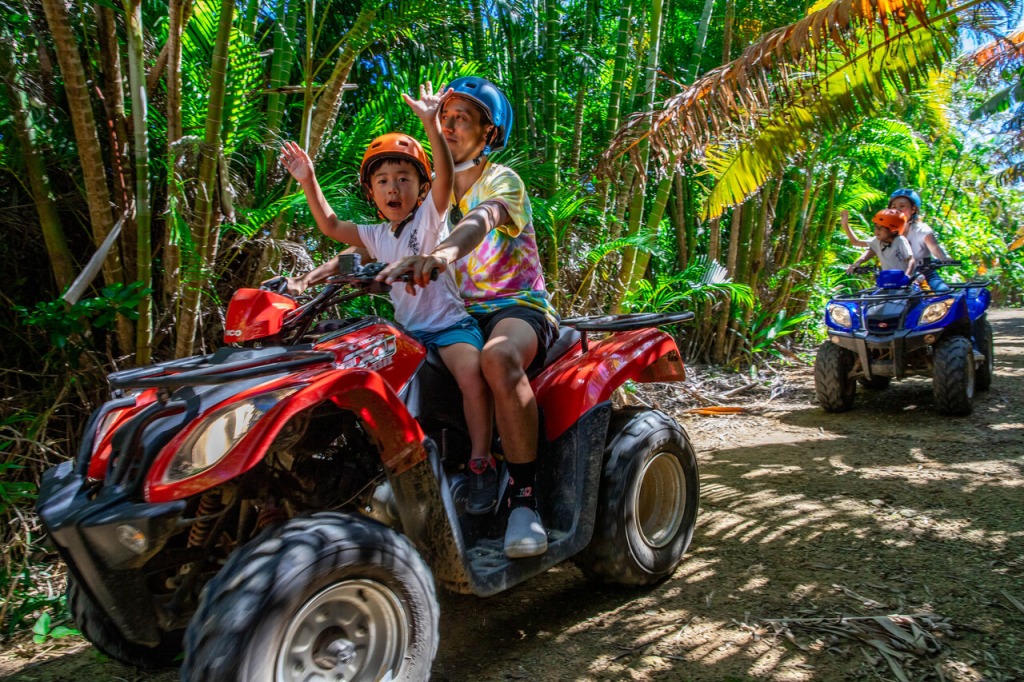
[452,162,557,325]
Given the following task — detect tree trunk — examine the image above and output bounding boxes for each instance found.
[0,38,74,289]
[721,0,734,64]
[500,9,530,149]
[306,6,375,161]
[568,0,597,172]
[542,0,559,194]
[263,0,298,171]
[604,0,634,144]
[95,6,132,223]
[127,0,152,363]
[685,0,716,82]
[612,0,665,312]
[41,0,132,351]
[469,0,486,63]
[175,0,234,357]
[164,0,189,303]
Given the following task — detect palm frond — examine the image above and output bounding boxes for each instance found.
[604,0,987,218]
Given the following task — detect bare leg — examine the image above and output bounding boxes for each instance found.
[479,317,539,465]
[437,343,492,460]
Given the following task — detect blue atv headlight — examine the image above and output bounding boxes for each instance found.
[920,298,954,325]
[827,304,853,329]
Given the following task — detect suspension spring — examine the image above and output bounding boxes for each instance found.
[187,492,225,548]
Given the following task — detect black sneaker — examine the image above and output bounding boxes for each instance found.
[466,457,498,515]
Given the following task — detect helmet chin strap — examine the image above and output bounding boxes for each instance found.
[453,145,492,172]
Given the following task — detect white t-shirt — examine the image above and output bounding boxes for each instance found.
[904,221,937,262]
[357,192,469,333]
[869,235,913,272]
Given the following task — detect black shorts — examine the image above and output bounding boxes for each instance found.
[473,307,559,374]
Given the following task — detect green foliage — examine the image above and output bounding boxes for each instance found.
[31,609,79,645]
[16,283,151,352]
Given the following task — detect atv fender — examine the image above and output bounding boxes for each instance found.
[532,329,684,441]
[146,369,427,503]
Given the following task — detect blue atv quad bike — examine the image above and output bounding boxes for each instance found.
[814,259,993,416]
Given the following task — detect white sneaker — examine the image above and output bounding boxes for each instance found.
[504,507,548,558]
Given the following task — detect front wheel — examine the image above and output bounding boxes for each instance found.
[574,409,699,586]
[182,512,439,682]
[814,342,856,412]
[933,336,975,416]
[974,317,994,391]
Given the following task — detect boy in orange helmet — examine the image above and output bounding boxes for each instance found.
[280,84,496,510]
[846,208,917,278]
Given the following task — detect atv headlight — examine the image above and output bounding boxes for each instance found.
[161,387,301,484]
[920,298,954,325]
[827,304,853,328]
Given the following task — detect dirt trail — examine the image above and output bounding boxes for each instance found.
[4,310,1023,682]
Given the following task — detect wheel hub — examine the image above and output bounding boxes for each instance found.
[276,579,409,682]
[634,451,686,548]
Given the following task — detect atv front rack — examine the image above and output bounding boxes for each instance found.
[832,279,991,304]
[561,312,694,352]
[108,346,334,390]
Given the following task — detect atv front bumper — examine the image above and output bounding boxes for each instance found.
[37,461,186,646]
[826,328,943,379]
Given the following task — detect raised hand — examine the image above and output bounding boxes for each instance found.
[402,81,452,124]
[280,141,315,185]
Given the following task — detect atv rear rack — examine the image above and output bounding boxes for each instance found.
[561,312,694,352]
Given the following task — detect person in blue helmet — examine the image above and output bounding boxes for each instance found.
[379,76,558,559]
[841,188,950,292]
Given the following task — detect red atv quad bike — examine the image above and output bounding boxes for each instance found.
[37,255,700,681]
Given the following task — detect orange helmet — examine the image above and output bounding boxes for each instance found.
[872,208,907,236]
[359,133,431,188]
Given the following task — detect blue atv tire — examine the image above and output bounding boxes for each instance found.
[974,317,994,391]
[814,342,856,412]
[933,336,975,416]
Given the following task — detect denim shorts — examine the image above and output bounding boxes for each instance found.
[411,317,485,351]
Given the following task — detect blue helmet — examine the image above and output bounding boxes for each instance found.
[445,76,513,153]
[889,188,921,209]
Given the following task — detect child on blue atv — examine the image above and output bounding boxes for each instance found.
[846,208,916,278]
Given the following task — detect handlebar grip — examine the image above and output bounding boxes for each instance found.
[396,267,441,283]
[261,276,289,294]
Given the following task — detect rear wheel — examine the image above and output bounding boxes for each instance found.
[814,342,856,412]
[182,512,438,682]
[973,318,994,391]
[574,409,699,586]
[67,574,182,668]
[858,376,891,390]
[933,336,975,416]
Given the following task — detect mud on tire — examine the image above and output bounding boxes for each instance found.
[814,341,856,412]
[933,335,975,416]
[182,512,438,682]
[67,574,182,668]
[574,409,699,586]
[974,317,994,391]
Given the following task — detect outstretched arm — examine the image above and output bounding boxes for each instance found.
[905,254,917,278]
[281,246,372,295]
[840,209,870,248]
[377,200,509,292]
[280,141,363,247]
[846,248,874,274]
[923,233,948,259]
[403,82,454,216]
